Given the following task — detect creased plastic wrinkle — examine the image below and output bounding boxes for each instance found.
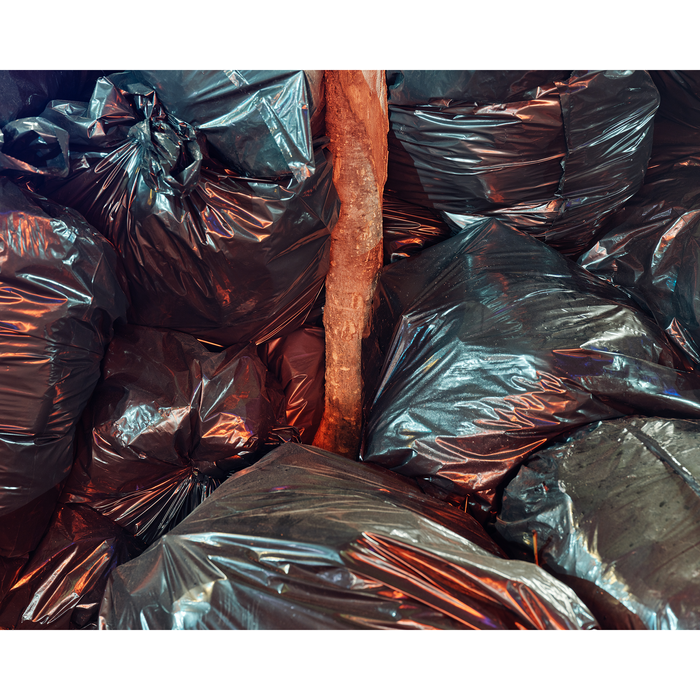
[259,326,325,444]
[60,324,294,548]
[361,218,700,512]
[128,70,322,181]
[381,191,456,264]
[496,416,700,630]
[97,443,597,630]
[0,177,127,591]
[0,503,143,629]
[3,73,339,347]
[0,70,106,128]
[578,167,700,366]
[385,70,659,257]
[645,71,700,179]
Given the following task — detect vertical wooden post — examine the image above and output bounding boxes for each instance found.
[312,70,389,459]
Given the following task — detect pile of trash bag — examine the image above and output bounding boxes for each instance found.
[0,324,297,628]
[361,218,700,516]
[496,416,700,630]
[1,72,340,346]
[98,443,597,630]
[0,177,127,601]
[386,70,659,257]
[4,68,700,631]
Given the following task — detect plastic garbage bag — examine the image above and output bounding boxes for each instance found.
[0,70,105,127]
[6,74,339,346]
[386,70,659,257]
[128,70,324,181]
[496,415,700,630]
[386,70,571,106]
[61,324,294,546]
[259,326,325,444]
[0,178,127,601]
[382,190,456,264]
[0,504,143,629]
[361,218,700,516]
[645,71,700,179]
[98,442,597,630]
[579,167,700,365]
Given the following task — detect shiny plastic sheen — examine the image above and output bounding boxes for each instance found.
[61,325,292,546]
[361,219,700,510]
[259,326,325,444]
[13,75,339,346]
[579,167,700,365]
[98,443,597,630]
[382,191,456,264]
[386,70,659,257]
[0,178,127,589]
[496,416,700,630]
[0,504,143,629]
[128,70,323,181]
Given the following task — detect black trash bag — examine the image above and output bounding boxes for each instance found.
[386,70,659,258]
[361,218,700,517]
[8,74,339,347]
[259,326,325,444]
[0,504,144,630]
[386,70,572,106]
[645,71,700,179]
[0,70,106,128]
[496,415,700,630]
[61,324,294,546]
[0,116,71,178]
[0,178,127,601]
[382,190,457,264]
[578,167,700,365]
[98,442,597,630]
[127,70,324,181]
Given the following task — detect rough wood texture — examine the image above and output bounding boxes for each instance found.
[312,70,389,459]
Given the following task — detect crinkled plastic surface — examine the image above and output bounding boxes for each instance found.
[382,190,456,264]
[98,443,597,630]
[386,70,659,257]
[0,178,127,597]
[259,326,325,444]
[496,416,700,630]
[361,218,700,513]
[0,504,143,629]
[646,71,700,179]
[128,70,323,181]
[9,74,339,346]
[0,70,105,127]
[386,70,571,106]
[61,324,293,546]
[579,167,700,365]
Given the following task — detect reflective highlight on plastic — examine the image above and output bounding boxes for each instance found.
[98,443,597,630]
[496,416,700,630]
[361,219,700,512]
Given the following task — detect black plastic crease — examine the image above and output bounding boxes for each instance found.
[61,324,295,547]
[496,415,700,630]
[579,167,700,366]
[98,443,597,630]
[386,70,659,257]
[0,177,127,601]
[3,74,340,346]
[361,218,700,515]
